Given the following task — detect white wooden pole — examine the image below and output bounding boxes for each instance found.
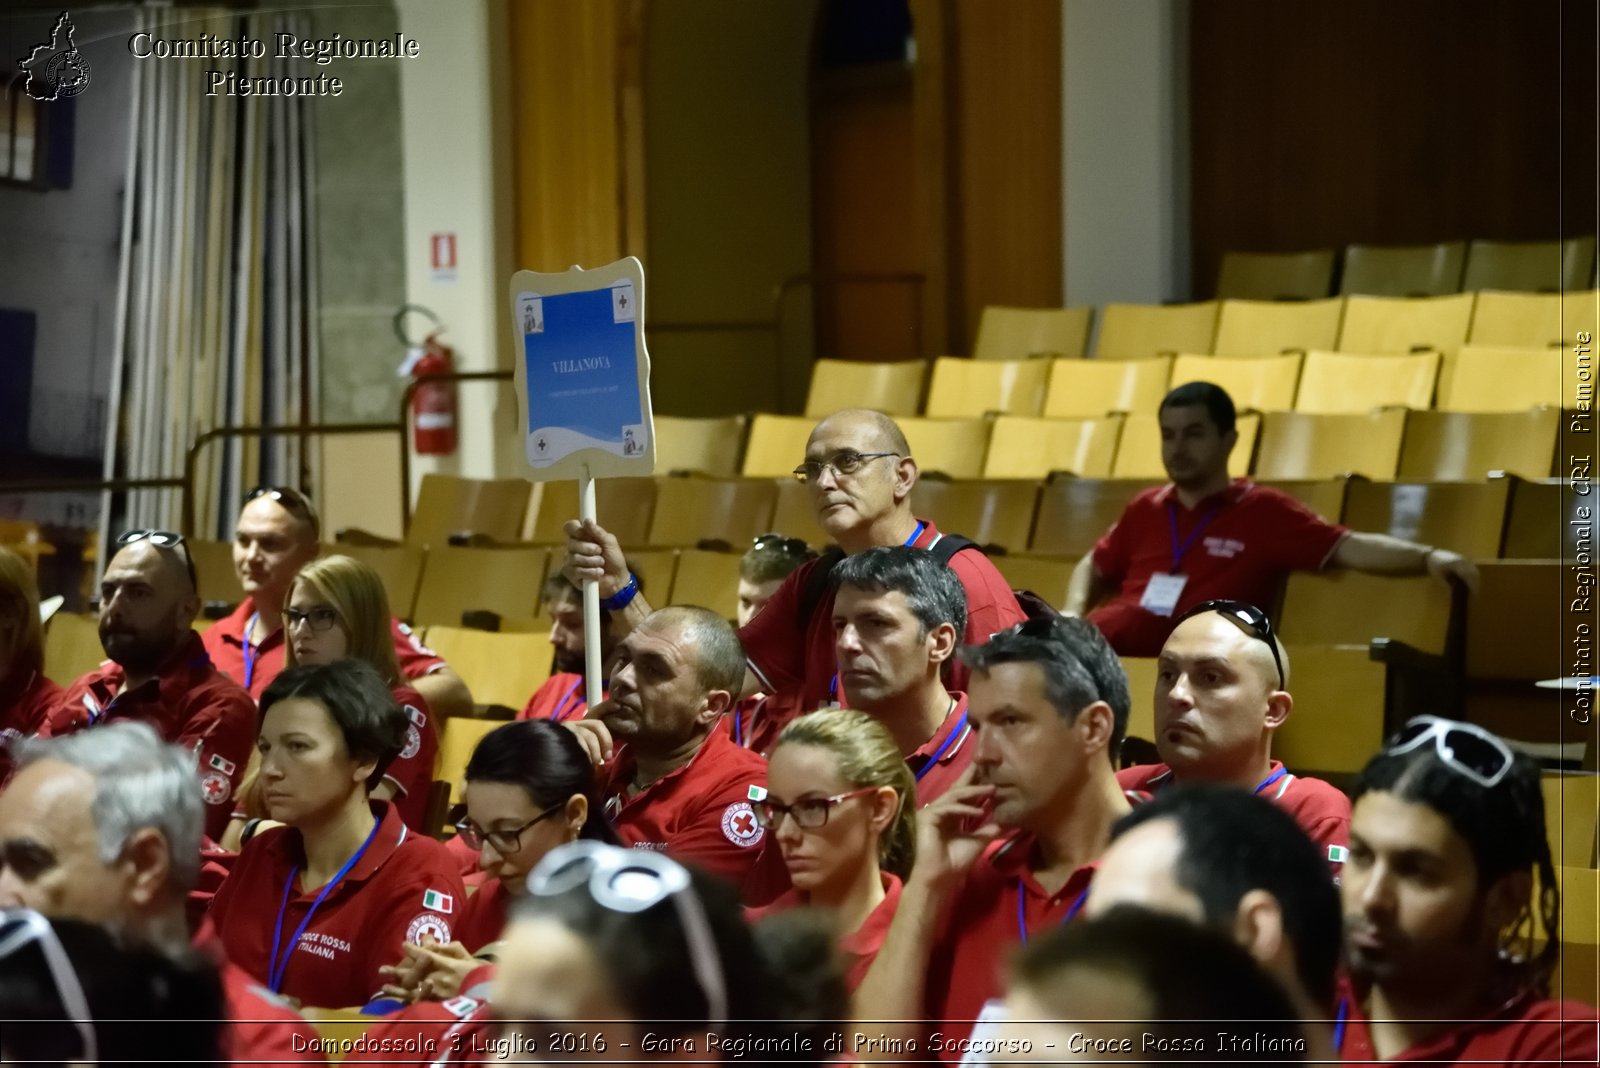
[580,466,603,706]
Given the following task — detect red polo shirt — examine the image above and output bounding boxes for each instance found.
[45,633,255,840]
[1336,980,1598,1065]
[1117,760,1351,874]
[0,670,63,784]
[923,832,1101,1058]
[203,598,447,698]
[728,690,806,757]
[1088,480,1348,656]
[387,686,440,834]
[517,672,592,722]
[193,924,324,1067]
[454,877,512,953]
[906,693,975,806]
[749,872,903,992]
[603,727,770,892]
[209,801,466,1009]
[741,520,1026,710]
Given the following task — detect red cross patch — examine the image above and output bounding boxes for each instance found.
[720,801,764,848]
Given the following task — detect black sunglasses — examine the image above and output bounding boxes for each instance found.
[115,530,198,593]
[1178,598,1285,689]
[246,485,321,537]
[752,533,813,558]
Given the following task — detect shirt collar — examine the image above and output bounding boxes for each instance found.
[608,726,731,807]
[1155,478,1253,511]
[265,801,407,894]
[907,692,971,770]
[218,597,285,652]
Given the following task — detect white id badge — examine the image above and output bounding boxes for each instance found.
[1140,572,1188,617]
[958,999,1009,1066]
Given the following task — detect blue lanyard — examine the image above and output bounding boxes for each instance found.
[903,521,925,547]
[1016,881,1088,944]
[914,712,968,782]
[1165,502,1222,571]
[242,612,261,691]
[1254,766,1289,795]
[266,816,383,993]
[550,678,583,721]
[1332,996,1348,1052]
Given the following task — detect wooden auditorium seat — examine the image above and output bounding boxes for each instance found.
[768,478,829,549]
[653,414,748,477]
[910,479,1040,553]
[420,625,554,712]
[1439,346,1565,412]
[439,715,503,801]
[1111,411,1261,480]
[670,549,743,618]
[973,305,1092,360]
[741,415,817,479]
[1541,773,1600,870]
[899,417,992,479]
[1215,249,1336,301]
[1461,237,1598,293]
[924,356,1051,417]
[1029,477,1163,557]
[983,415,1122,480]
[1170,353,1303,412]
[1467,291,1564,348]
[1292,351,1439,414]
[1254,409,1407,481]
[186,539,240,607]
[410,545,548,629]
[1336,293,1475,353]
[1340,479,1511,560]
[994,554,1078,611]
[1501,477,1590,558]
[328,543,426,621]
[44,612,106,686]
[528,476,656,546]
[1042,356,1172,418]
[804,358,928,417]
[1092,301,1219,359]
[1397,409,1560,482]
[1338,241,1465,297]
[407,474,532,549]
[645,477,777,548]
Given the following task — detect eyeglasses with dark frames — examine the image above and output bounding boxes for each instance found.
[283,605,342,633]
[455,802,564,854]
[754,786,881,830]
[1385,715,1515,789]
[1178,598,1285,689]
[792,450,900,484]
[115,530,198,593]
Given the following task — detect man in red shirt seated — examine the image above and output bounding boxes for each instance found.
[831,546,974,805]
[0,721,322,1064]
[1116,598,1350,869]
[517,570,632,722]
[564,408,1026,710]
[45,531,255,840]
[1337,716,1598,1064]
[202,486,472,716]
[1084,783,1343,1041]
[727,533,814,755]
[855,617,1139,1058]
[1065,382,1479,656]
[562,606,770,894]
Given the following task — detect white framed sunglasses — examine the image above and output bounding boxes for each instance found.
[0,909,99,1063]
[1385,715,1515,789]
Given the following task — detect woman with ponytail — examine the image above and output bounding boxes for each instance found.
[748,708,916,990]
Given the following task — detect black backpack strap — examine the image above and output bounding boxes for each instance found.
[928,533,978,567]
[796,546,846,629]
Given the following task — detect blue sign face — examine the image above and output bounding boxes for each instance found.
[521,285,645,458]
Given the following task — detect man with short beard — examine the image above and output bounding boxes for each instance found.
[517,571,634,722]
[43,532,255,840]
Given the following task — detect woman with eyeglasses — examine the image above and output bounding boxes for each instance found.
[208,659,466,1010]
[378,720,618,1004]
[223,554,441,843]
[0,547,60,782]
[747,708,916,990]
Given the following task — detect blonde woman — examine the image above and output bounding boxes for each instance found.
[0,547,60,774]
[748,708,916,990]
[226,555,440,843]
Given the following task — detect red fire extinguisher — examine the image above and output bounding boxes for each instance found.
[396,306,458,456]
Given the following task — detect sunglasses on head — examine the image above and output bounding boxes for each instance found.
[1385,715,1515,789]
[752,533,812,558]
[1178,598,1285,689]
[246,485,321,537]
[527,841,728,1031]
[115,530,198,593]
[0,909,98,1063]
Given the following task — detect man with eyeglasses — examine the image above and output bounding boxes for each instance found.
[1064,381,1479,656]
[1336,717,1597,1063]
[42,531,256,841]
[565,409,1025,712]
[562,607,771,893]
[203,486,474,717]
[0,722,321,1062]
[1115,599,1351,869]
[856,618,1141,1058]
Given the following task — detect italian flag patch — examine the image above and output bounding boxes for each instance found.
[423,889,454,914]
[1328,845,1348,863]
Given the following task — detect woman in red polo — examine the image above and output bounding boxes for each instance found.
[746,708,915,990]
[378,719,618,1003]
[209,659,465,1009]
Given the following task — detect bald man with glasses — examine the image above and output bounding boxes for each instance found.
[1115,599,1350,871]
[565,409,1025,711]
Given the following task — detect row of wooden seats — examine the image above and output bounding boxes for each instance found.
[808,345,1571,422]
[960,288,1598,362]
[1217,237,1597,301]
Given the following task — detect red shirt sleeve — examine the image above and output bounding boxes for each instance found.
[391,619,447,678]
[947,547,1026,643]
[359,845,468,1005]
[737,562,815,696]
[1092,492,1155,581]
[219,962,325,1067]
[383,691,440,834]
[666,772,771,889]
[178,681,259,841]
[1253,488,1349,571]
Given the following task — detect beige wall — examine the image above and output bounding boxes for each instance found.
[642,0,818,416]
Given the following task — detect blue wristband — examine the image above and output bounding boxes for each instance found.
[600,573,639,612]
